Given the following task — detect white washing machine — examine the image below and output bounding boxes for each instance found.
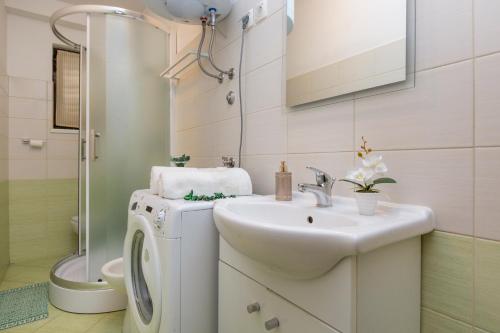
[123,190,219,333]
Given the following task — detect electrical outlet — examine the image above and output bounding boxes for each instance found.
[244,8,255,29]
[254,0,268,22]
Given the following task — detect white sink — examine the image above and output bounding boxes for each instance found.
[213,192,434,279]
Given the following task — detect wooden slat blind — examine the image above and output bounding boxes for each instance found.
[55,49,80,129]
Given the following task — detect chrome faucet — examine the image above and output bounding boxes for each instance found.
[298,167,335,207]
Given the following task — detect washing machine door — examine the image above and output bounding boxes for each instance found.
[124,214,162,333]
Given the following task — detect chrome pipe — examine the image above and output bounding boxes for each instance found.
[197,20,224,83]
[208,27,234,79]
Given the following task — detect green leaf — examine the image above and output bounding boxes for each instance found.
[373,177,397,184]
[340,179,365,188]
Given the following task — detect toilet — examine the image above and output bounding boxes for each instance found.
[101,258,137,333]
[101,257,126,295]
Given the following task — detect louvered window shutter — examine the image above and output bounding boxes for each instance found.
[54,49,80,129]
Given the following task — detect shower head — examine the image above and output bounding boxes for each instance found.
[242,14,250,29]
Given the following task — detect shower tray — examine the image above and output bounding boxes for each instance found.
[49,255,127,313]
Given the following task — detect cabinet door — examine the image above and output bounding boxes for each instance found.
[262,289,339,333]
[219,262,340,333]
[219,262,265,333]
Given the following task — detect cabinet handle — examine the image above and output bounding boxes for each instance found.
[246,302,261,314]
[264,317,279,330]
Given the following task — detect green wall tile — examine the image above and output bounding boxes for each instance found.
[0,180,8,282]
[46,179,78,197]
[475,238,500,333]
[9,179,78,263]
[421,307,473,333]
[47,196,78,223]
[9,180,47,200]
[422,231,474,324]
[9,199,47,225]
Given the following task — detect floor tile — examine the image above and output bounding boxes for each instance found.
[85,312,125,333]
[3,265,50,283]
[1,260,125,333]
[35,312,106,333]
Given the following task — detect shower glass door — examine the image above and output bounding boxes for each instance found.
[86,14,170,281]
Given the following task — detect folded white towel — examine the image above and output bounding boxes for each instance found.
[153,167,252,199]
[150,166,197,195]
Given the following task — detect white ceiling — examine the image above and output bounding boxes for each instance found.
[62,0,146,12]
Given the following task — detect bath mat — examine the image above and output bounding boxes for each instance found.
[0,282,49,330]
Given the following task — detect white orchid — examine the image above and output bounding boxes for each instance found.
[361,154,388,174]
[341,137,396,193]
[345,167,376,186]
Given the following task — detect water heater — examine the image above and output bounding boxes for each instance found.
[145,0,235,24]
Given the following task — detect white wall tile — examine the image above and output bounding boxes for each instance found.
[213,117,242,158]
[0,75,8,96]
[8,97,47,119]
[47,159,78,179]
[214,36,247,77]
[287,152,354,197]
[47,140,79,160]
[242,154,286,195]
[9,77,47,100]
[474,0,500,56]
[246,107,286,155]
[8,117,47,140]
[288,100,354,154]
[475,148,500,241]
[47,131,79,142]
[7,13,85,81]
[8,139,46,160]
[176,125,215,158]
[188,156,220,168]
[9,159,46,180]
[246,58,282,114]
[0,94,7,118]
[208,76,243,124]
[475,53,500,146]
[416,0,473,71]
[245,8,283,73]
[355,61,473,150]
[381,149,474,235]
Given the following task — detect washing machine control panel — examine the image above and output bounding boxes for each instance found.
[154,209,167,229]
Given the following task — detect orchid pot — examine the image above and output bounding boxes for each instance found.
[354,191,379,216]
[340,137,397,216]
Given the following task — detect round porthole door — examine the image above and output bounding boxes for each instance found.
[124,214,162,333]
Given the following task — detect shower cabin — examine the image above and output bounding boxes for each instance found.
[48,5,170,313]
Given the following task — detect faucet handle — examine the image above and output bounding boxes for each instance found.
[306,166,335,186]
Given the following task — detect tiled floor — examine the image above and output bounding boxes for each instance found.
[0,257,124,333]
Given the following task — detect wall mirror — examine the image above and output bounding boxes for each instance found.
[286,0,414,107]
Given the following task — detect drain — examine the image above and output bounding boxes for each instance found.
[307,216,313,224]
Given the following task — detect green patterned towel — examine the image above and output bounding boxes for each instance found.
[0,282,49,330]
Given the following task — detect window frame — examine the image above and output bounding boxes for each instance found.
[52,44,81,131]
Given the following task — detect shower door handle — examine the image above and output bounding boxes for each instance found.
[90,129,101,160]
[81,138,86,161]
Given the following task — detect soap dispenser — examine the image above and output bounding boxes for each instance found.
[275,161,292,201]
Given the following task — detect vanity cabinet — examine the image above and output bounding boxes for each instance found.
[219,262,339,333]
[218,236,421,333]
